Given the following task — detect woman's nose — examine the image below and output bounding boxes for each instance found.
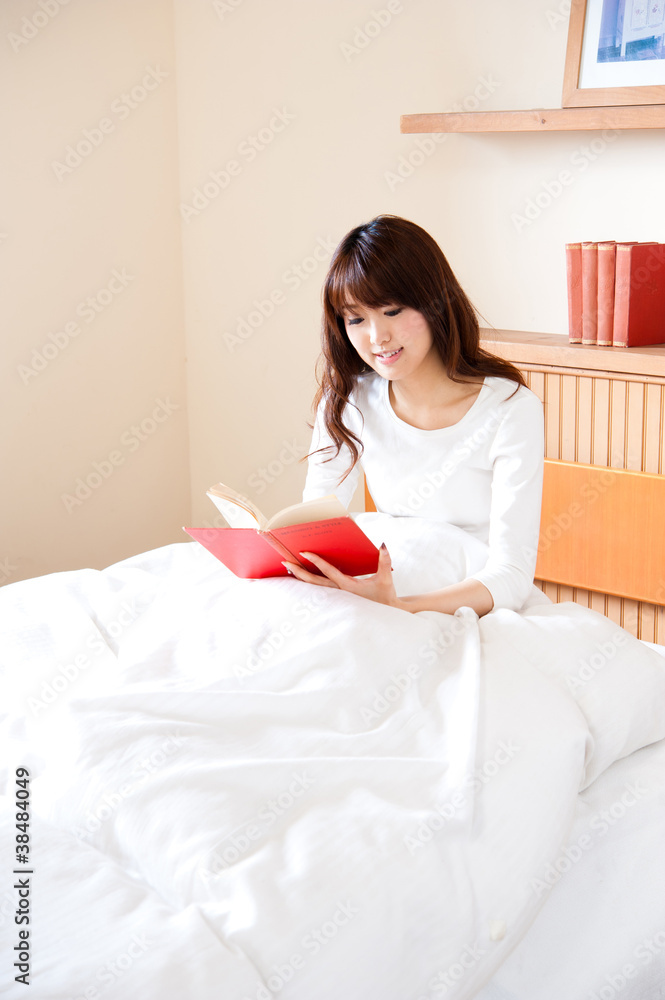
[368,320,389,345]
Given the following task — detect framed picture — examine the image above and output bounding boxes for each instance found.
[562,0,665,106]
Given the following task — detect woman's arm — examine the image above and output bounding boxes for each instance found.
[464,390,544,612]
[391,391,544,615]
[283,548,495,617]
[396,578,494,616]
[301,397,361,507]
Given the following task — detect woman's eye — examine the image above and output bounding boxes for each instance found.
[346,317,363,326]
[385,308,403,317]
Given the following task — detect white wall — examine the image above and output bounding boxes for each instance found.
[1,0,189,584]
[4,0,665,582]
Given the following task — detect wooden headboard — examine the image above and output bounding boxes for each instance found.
[364,330,665,645]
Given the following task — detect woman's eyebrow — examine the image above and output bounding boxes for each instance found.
[342,302,398,314]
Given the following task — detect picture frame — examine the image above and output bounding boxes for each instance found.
[562,0,665,107]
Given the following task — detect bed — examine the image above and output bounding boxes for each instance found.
[477,729,665,1000]
[1,502,664,999]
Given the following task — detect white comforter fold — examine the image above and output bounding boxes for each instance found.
[1,518,664,1000]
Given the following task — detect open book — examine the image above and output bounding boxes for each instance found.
[183,482,380,579]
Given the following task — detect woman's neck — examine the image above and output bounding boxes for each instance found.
[387,357,485,430]
[388,352,469,406]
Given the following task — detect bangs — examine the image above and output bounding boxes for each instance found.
[326,250,408,317]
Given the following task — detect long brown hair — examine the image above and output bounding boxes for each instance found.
[306,215,527,481]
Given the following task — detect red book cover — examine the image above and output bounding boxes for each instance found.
[183,526,289,578]
[613,243,665,348]
[596,242,616,347]
[566,243,583,344]
[581,242,598,345]
[184,516,380,579]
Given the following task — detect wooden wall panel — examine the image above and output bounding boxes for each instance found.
[560,375,577,462]
[519,362,665,645]
[644,383,662,473]
[625,381,644,471]
[661,387,665,476]
[589,590,608,618]
[577,377,593,465]
[592,378,610,467]
[609,379,626,467]
[526,370,545,409]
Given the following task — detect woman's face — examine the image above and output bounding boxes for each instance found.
[341,302,439,380]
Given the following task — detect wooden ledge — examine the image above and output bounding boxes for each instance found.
[480,329,665,379]
[400,106,665,133]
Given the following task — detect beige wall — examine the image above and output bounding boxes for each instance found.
[4,0,665,583]
[1,0,189,584]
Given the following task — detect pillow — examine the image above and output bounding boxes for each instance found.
[481,602,665,789]
[351,512,489,597]
[351,512,547,610]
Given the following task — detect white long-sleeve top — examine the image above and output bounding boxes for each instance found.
[302,373,545,612]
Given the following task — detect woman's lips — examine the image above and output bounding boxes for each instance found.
[373,347,403,365]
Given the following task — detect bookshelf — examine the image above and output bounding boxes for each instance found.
[479,328,665,644]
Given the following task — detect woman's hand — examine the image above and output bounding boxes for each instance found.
[282,543,402,609]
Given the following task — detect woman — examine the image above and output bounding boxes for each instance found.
[282,214,546,618]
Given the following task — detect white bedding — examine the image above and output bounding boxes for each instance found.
[1,513,664,999]
[478,730,665,1000]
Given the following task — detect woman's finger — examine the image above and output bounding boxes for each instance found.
[282,561,338,588]
[368,543,394,583]
[298,551,351,587]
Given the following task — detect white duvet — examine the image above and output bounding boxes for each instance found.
[1,513,665,1000]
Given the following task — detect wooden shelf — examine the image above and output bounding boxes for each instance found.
[401,105,665,133]
[479,328,665,379]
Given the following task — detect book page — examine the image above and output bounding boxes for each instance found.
[264,494,347,531]
[206,484,265,529]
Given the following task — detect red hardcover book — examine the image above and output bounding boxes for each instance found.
[613,243,665,348]
[565,242,583,344]
[596,242,616,346]
[183,485,380,579]
[581,242,598,345]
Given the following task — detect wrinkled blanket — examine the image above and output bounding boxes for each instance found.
[1,514,664,999]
